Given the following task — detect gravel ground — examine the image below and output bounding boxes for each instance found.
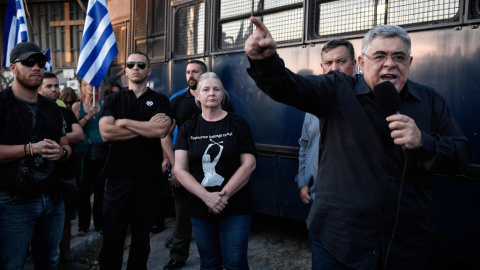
[25,212,311,270]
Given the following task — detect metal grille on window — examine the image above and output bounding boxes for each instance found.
[111,23,127,75]
[467,0,480,20]
[133,0,147,53]
[309,0,461,40]
[173,3,205,57]
[214,0,304,52]
[147,0,166,60]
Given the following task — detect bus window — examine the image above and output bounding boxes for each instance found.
[215,0,303,52]
[315,0,384,37]
[387,0,459,25]
[147,0,166,60]
[467,0,480,20]
[263,8,304,43]
[311,0,461,39]
[174,3,206,57]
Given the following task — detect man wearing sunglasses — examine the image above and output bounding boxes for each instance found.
[0,42,71,269]
[99,51,172,270]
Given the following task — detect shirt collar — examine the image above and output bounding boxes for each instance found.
[353,76,422,102]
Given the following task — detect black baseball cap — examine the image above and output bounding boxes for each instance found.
[10,42,47,63]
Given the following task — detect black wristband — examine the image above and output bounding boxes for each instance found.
[24,144,27,156]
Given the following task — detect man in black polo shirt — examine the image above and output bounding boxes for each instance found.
[0,42,71,270]
[98,51,172,270]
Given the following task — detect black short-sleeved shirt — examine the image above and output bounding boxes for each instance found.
[100,88,171,177]
[176,112,256,218]
[170,88,234,132]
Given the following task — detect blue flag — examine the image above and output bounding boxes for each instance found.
[77,0,118,87]
[3,0,29,67]
[44,48,52,71]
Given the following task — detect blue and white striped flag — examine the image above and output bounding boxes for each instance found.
[3,0,29,67]
[77,0,118,87]
[44,48,52,71]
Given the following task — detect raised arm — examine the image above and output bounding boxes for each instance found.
[244,17,277,60]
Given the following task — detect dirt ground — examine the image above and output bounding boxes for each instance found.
[83,212,311,269]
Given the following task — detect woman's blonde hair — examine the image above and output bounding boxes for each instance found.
[194,72,230,109]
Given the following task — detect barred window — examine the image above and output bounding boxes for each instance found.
[173,2,206,57]
[310,0,461,40]
[214,0,303,52]
[133,0,147,53]
[147,0,166,60]
[467,0,480,20]
[111,23,128,73]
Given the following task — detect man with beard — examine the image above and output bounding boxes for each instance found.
[0,42,71,269]
[162,60,233,270]
[98,51,172,270]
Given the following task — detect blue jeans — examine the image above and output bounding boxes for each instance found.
[0,192,65,270]
[309,233,356,270]
[191,215,251,270]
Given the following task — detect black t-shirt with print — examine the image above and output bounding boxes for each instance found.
[176,112,256,218]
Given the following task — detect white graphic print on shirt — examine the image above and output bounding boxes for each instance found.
[201,139,225,187]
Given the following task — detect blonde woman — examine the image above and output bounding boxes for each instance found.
[72,80,108,235]
[174,72,256,270]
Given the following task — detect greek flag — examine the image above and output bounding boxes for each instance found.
[77,0,118,87]
[44,48,52,71]
[2,0,29,67]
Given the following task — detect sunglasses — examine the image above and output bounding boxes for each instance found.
[14,57,46,68]
[126,61,147,69]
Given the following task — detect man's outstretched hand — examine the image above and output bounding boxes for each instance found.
[244,17,277,60]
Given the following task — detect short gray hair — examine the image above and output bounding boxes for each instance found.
[362,25,411,55]
[321,39,355,61]
[194,72,230,109]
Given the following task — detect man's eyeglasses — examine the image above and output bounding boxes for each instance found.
[126,62,147,69]
[14,57,47,68]
[363,53,409,64]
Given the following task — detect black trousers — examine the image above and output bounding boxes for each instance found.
[75,155,106,231]
[99,175,162,270]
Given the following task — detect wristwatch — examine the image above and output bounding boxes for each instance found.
[61,147,68,160]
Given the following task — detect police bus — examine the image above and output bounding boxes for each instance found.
[102,0,480,268]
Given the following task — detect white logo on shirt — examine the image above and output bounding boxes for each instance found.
[201,139,225,187]
[146,101,153,106]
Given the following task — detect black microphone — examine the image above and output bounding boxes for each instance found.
[373,81,400,116]
[373,81,406,151]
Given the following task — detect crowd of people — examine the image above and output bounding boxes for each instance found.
[0,14,473,270]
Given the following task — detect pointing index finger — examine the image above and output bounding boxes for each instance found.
[250,16,269,37]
